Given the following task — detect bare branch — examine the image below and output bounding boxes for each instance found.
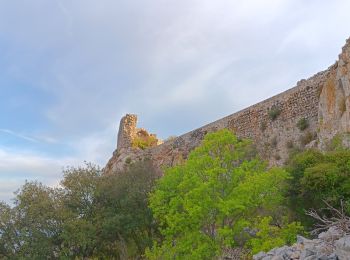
[305,200,350,235]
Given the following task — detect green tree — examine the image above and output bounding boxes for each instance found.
[0,161,159,259]
[287,149,350,226]
[59,163,102,259]
[248,217,304,254]
[0,202,17,258]
[0,181,64,259]
[94,159,160,259]
[147,130,290,259]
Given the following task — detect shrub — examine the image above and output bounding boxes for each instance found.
[164,135,177,142]
[132,135,158,149]
[125,157,132,164]
[260,122,267,132]
[286,149,350,227]
[268,106,281,121]
[326,133,350,151]
[297,118,309,131]
[248,217,304,254]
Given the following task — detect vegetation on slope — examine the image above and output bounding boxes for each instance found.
[146,130,301,259]
[0,130,349,259]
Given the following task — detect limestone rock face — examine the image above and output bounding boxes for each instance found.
[318,38,350,148]
[335,236,350,260]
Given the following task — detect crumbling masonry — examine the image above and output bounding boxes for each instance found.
[104,38,350,175]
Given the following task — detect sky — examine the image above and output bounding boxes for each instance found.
[0,0,350,203]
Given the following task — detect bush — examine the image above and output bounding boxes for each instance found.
[132,135,158,149]
[268,106,281,121]
[248,217,304,254]
[326,133,350,151]
[297,118,309,131]
[164,135,177,142]
[286,149,350,227]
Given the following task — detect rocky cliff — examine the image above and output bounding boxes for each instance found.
[104,38,350,175]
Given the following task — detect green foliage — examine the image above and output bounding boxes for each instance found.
[132,135,158,149]
[95,159,159,258]
[0,182,64,259]
[297,118,309,131]
[327,133,350,151]
[58,163,102,258]
[164,135,177,142]
[0,161,159,259]
[286,149,350,226]
[125,157,132,164]
[268,106,281,121]
[248,217,304,254]
[147,129,290,259]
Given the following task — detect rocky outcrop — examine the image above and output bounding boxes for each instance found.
[253,227,350,260]
[104,114,162,173]
[104,37,350,175]
[318,38,350,149]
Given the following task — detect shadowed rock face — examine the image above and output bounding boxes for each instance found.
[104,37,350,175]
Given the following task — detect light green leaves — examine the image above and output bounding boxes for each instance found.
[148,129,290,259]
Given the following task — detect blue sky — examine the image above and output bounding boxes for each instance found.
[0,0,350,202]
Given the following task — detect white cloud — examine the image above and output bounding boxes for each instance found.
[0,0,350,202]
[0,148,74,178]
[0,148,70,203]
[0,125,117,203]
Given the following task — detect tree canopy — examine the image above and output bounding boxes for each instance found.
[147,129,294,259]
[3,130,349,259]
[0,161,159,259]
[287,149,350,226]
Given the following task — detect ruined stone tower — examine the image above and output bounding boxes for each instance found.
[117,114,138,150]
[104,37,350,175]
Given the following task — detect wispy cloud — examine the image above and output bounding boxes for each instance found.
[0,0,350,202]
[0,129,58,144]
[0,129,39,143]
[0,126,115,203]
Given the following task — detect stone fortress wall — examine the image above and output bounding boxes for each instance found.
[104,38,350,175]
